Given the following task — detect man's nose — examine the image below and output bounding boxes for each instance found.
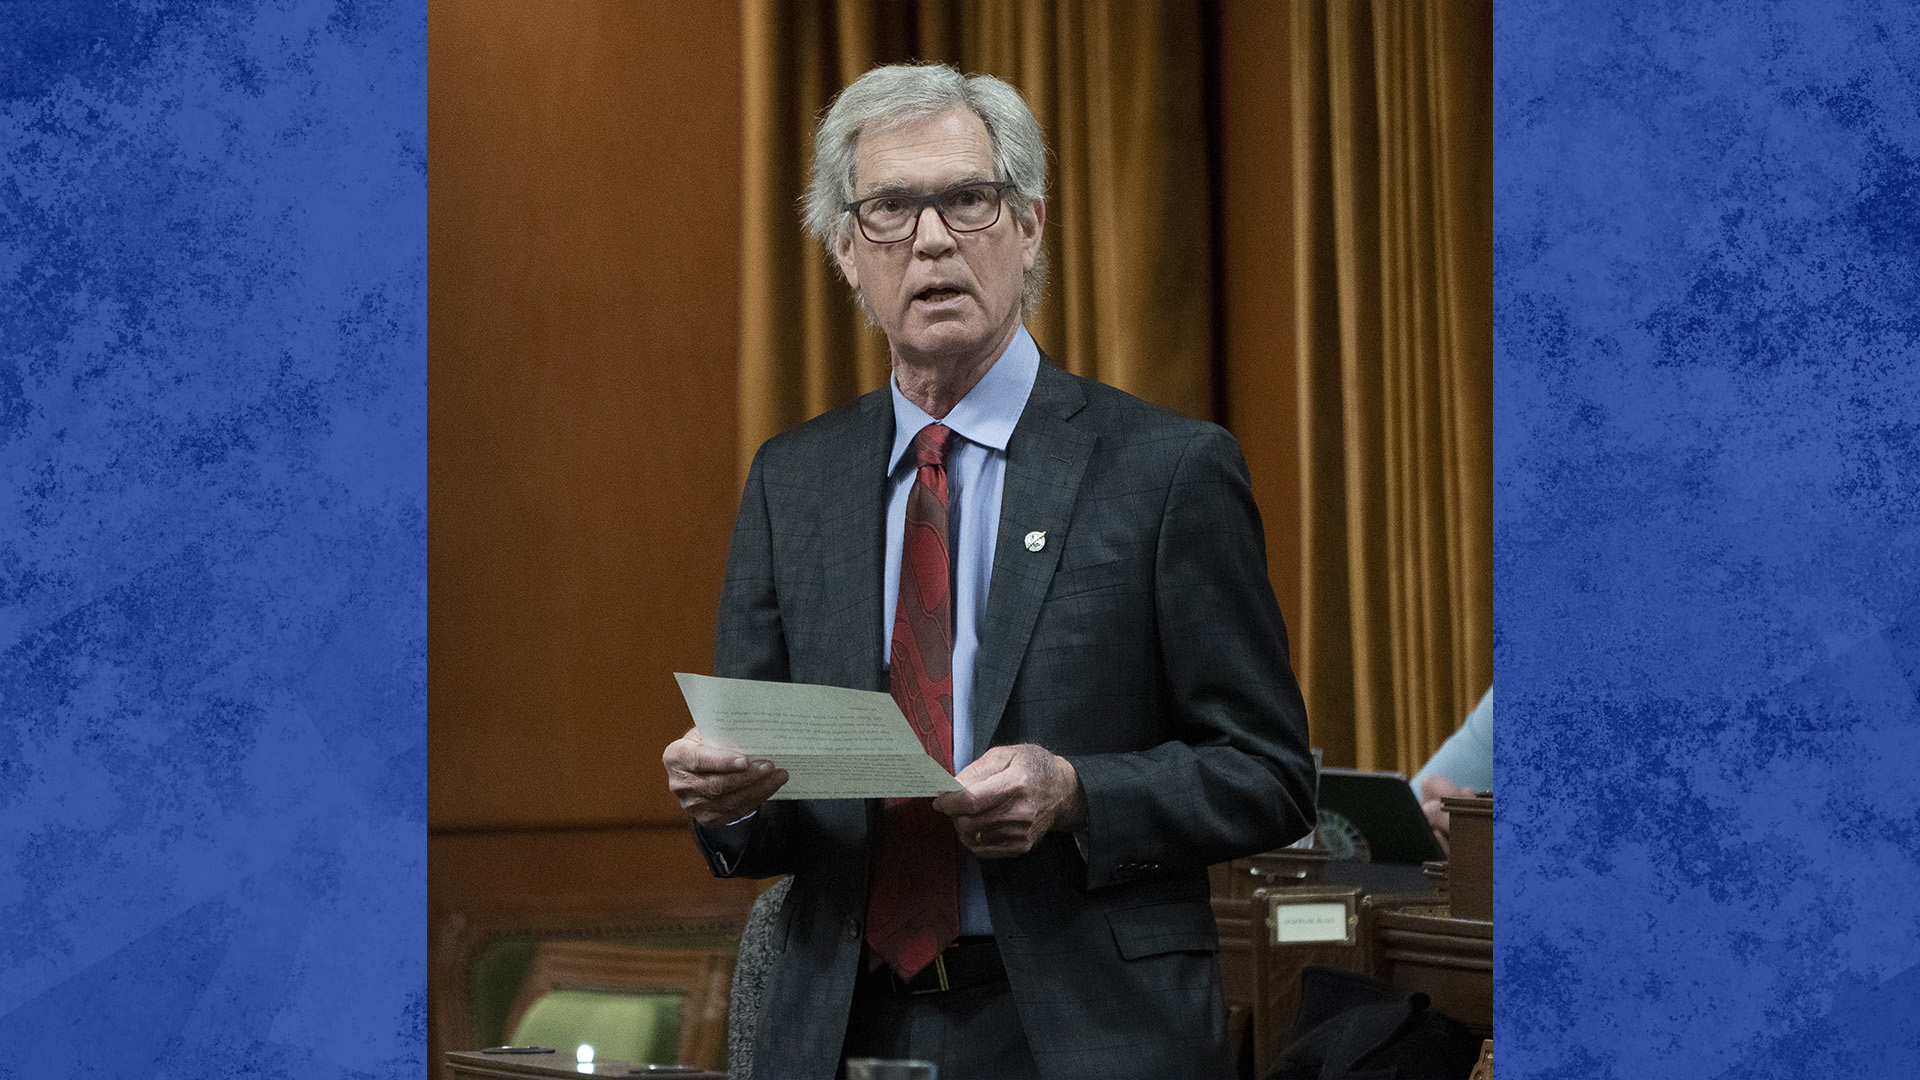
[912,205,957,256]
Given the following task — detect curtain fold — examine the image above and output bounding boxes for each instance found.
[738,1,889,479]
[1291,1,1491,770]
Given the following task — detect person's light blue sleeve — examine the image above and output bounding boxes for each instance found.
[1410,686,1493,794]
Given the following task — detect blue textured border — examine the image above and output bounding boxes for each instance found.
[1497,1,1920,1076]
[1,2,425,1076]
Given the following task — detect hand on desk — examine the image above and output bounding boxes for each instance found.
[663,727,789,828]
[933,744,1087,859]
[1419,775,1473,857]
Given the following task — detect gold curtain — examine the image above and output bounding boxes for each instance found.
[1290,1,1491,771]
[737,0,1214,479]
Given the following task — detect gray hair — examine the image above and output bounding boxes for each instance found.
[804,63,1048,313]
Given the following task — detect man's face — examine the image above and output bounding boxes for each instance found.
[835,108,1044,370]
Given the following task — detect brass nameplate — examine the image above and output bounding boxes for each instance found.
[1265,887,1359,946]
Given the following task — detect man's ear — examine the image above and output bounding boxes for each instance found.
[834,232,860,291]
[1019,200,1045,270]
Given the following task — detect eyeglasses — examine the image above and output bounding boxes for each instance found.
[842,181,1015,244]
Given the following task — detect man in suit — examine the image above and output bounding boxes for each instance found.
[663,64,1314,1079]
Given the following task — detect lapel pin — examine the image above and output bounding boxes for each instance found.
[1024,530,1046,552]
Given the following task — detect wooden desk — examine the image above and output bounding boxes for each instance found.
[1441,794,1493,921]
[1210,847,1330,900]
[1212,846,1486,1076]
[445,1050,722,1080]
[1364,902,1492,1038]
[1212,849,1340,1073]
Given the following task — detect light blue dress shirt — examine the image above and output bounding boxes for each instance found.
[1409,686,1493,795]
[884,325,1040,935]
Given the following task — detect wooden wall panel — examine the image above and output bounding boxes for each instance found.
[429,826,754,919]
[428,1,743,830]
[428,2,751,1065]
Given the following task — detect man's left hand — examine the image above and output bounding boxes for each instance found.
[932,744,1087,859]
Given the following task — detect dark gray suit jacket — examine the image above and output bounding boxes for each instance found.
[701,359,1314,1079]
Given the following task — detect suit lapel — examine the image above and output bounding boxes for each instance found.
[818,390,894,691]
[972,361,1092,756]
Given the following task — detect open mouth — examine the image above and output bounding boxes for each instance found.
[914,287,966,304]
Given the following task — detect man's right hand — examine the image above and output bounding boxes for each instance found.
[663,728,789,828]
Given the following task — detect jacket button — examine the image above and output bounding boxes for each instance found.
[846,916,861,939]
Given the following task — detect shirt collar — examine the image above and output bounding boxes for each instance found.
[888,324,1040,472]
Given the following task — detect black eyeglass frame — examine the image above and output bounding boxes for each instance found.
[841,180,1018,244]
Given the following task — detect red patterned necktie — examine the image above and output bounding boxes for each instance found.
[865,422,962,980]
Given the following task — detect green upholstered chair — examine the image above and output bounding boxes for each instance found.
[510,989,678,1065]
[498,939,735,1070]
[459,930,738,1073]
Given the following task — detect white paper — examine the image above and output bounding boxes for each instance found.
[673,672,964,799]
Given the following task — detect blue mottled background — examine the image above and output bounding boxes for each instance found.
[1497,0,1920,1077]
[1,1,423,1076]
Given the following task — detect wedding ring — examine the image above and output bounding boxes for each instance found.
[974,831,983,843]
